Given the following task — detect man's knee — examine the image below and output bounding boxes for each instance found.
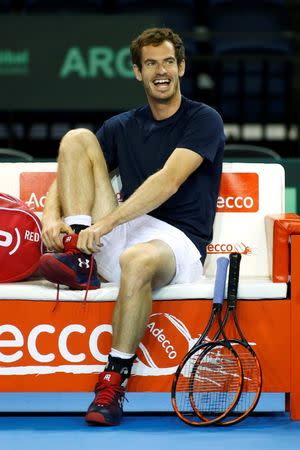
[119,245,156,288]
[59,128,96,159]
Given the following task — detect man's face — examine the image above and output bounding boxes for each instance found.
[133,40,185,103]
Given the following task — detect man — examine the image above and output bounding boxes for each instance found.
[39,27,225,426]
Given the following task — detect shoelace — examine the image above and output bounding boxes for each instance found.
[94,382,125,406]
[52,254,95,312]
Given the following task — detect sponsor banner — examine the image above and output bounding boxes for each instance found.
[207,241,253,255]
[20,172,56,212]
[0,299,290,392]
[217,173,259,213]
[19,171,259,214]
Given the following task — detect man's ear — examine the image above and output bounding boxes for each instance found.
[133,64,143,82]
[178,60,186,78]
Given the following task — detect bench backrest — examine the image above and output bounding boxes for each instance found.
[0,162,285,278]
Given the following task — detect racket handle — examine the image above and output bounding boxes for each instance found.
[227,252,242,305]
[213,256,229,305]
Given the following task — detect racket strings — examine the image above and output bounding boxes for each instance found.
[173,350,208,423]
[174,345,242,422]
[216,345,262,425]
[229,348,261,413]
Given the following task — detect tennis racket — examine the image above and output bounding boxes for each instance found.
[217,252,262,425]
[171,256,243,426]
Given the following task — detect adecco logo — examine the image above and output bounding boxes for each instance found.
[0,323,111,366]
[19,171,259,213]
[20,172,56,212]
[217,173,259,213]
[207,242,253,255]
[0,314,198,376]
[19,172,122,212]
[137,313,198,370]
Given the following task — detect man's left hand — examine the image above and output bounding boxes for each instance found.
[77,217,114,254]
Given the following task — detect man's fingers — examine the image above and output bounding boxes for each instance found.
[41,232,52,251]
[43,222,105,254]
[77,230,90,254]
[42,227,65,252]
[52,234,64,251]
[77,229,102,254]
[86,233,95,253]
[93,232,103,251]
[62,224,73,235]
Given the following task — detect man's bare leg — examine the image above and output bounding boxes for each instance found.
[85,239,176,425]
[112,240,176,353]
[39,128,118,288]
[57,128,118,221]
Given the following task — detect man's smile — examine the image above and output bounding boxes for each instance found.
[152,78,171,90]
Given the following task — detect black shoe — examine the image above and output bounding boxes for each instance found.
[85,372,125,426]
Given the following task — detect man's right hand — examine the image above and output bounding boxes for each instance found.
[41,218,73,252]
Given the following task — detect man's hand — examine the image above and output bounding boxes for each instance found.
[77,217,115,254]
[42,218,73,251]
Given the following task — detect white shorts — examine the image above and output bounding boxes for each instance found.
[94,214,203,285]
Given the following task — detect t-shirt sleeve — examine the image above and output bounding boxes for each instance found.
[96,120,118,172]
[177,106,225,163]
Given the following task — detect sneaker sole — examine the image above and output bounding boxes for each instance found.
[39,254,100,290]
[85,412,120,426]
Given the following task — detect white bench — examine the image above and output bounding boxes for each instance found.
[0,161,300,420]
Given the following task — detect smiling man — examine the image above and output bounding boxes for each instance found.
[39,28,225,426]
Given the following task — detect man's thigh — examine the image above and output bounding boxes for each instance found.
[94,214,202,284]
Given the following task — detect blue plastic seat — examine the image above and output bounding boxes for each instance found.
[207,0,291,123]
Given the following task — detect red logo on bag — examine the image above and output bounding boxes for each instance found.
[0,193,43,282]
[20,172,56,212]
[217,173,259,212]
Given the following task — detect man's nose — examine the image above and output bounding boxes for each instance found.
[156,62,167,73]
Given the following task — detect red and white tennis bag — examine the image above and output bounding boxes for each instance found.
[0,193,43,282]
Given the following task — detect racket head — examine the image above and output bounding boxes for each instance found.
[216,339,262,426]
[218,252,263,425]
[172,255,236,426]
[171,340,243,426]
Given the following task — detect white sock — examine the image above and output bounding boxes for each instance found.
[110,348,135,359]
[64,215,92,227]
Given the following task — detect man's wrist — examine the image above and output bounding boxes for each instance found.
[106,209,121,230]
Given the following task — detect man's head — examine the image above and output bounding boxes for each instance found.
[130,27,185,70]
[130,28,186,104]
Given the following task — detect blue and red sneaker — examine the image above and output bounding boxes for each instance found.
[85,372,125,426]
[39,233,100,290]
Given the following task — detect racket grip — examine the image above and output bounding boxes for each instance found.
[227,252,242,303]
[213,256,229,305]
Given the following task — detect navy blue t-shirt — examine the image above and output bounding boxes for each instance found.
[96,96,225,263]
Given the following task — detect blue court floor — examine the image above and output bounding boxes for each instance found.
[0,413,299,450]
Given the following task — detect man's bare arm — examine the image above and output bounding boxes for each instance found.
[112,147,203,224]
[78,148,204,253]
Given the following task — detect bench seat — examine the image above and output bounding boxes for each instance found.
[0,277,288,301]
[1,161,300,420]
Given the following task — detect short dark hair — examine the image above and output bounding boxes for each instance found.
[130,27,185,70]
